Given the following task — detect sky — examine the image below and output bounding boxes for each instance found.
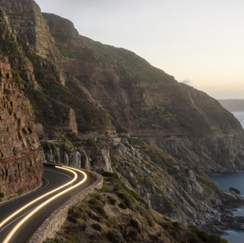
[35,0,244,99]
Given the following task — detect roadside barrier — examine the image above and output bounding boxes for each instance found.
[29,169,103,243]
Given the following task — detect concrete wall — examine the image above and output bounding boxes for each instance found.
[29,170,103,243]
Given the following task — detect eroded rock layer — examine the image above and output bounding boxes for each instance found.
[0,62,43,198]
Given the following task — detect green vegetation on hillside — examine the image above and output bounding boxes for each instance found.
[44,173,228,243]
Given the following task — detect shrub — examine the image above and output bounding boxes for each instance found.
[67,216,78,224]
[209,234,228,243]
[11,70,21,84]
[118,202,127,209]
[107,196,117,205]
[117,192,133,210]
[172,221,180,227]
[86,138,97,147]
[130,219,139,228]
[189,236,199,243]
[79,221,87,231]
[92,223,102,232]
[91,205,107,219]
[116,126,128,134]
[17,188,24,195]
[107,229,124,243]
[196,229,209,241]
[64,235,76,242]
[147,217,154,227]
[160,222,171,230]
[102,171,119,179]
[0,192,4,198]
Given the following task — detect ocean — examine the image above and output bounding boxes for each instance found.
[210,171,244,243]
[232,111,244,128]
[210,111,244,243]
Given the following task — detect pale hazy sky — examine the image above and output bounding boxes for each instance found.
[35,0,244,99]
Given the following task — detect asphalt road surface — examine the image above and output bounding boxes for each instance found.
[0,165,94,243]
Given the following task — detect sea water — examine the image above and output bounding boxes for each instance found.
[232,111,244,128]
[209,111,244,243]
[210,171,244,243]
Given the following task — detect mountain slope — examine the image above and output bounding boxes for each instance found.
[0,0,244,238]
[43,13,244,172]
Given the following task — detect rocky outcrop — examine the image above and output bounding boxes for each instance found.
[42,12,244,172]
[0,0,243,173]
[0,0,60,60]
[42,140,112,172]
[41,137,244,233]
[155,134,244,173]
[68,108,78,134]
[0,62,43,198]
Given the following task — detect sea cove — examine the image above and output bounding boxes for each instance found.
[210,111,244,243]
[210,171,244,243]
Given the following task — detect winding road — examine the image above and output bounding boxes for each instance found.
[0,165,94,243]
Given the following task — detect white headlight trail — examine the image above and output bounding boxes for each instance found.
[3,166,87,243]
[0,166,77,229]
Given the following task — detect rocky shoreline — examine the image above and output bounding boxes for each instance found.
[41,136,244,238]
[204,187,244,236]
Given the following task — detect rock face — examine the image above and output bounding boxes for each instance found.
[0,0,243,172]
[68,109,78,134]
[42,137,244,233]
[1,0,244,233]
[42,140,112,172]
[156,134,244,173]
[43,12,244,172]
[0,62,43,198]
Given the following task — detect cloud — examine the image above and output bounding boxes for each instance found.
[180,79,191,85]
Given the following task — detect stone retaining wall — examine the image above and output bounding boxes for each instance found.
[29,170,103,243]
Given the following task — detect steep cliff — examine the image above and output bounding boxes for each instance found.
[0,0,242,172]
[0,61,43,199]
[1,0,244,236]
[43,13,244,172]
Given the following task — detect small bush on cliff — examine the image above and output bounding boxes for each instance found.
[86,138,97,147]
[118,202,127,209]
[106,229,124,243]
[17,188,24,195]
[208,234,228,243]
[91,223,102,231]
[0,192,4,198]
[11,70,21,84]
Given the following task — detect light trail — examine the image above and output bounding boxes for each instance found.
[0,166,77,229]
[3,166,87,243]
[0,209,33,233]
[44,168,73,179]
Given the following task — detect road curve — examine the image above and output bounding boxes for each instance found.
[0,165,94,243]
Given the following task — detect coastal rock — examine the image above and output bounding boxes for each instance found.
[229,187,241,194]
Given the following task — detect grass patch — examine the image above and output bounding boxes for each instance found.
[11,70,21,84]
